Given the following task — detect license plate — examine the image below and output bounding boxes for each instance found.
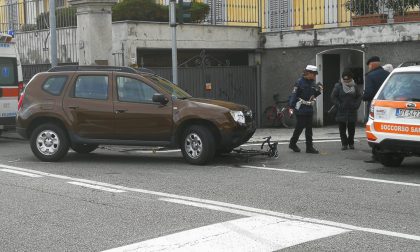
[396,109,420,118]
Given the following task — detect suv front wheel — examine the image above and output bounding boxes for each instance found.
[30,123,69,162]
[181,125,215,165]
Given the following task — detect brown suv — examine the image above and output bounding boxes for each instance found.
[16,66,255,165]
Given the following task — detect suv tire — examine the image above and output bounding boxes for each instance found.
[71,144,99,154]
[181,125,215,165]
[377,153,404,167]
[30,123,69,162]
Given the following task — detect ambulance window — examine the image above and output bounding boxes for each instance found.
[42,76,68,96]
[0,58,17,86]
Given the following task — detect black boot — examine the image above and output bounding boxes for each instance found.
[306,146,319,154]
[289,143,301,152]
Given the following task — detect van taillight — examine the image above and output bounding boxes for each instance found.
[18,92,25,110]
[18,82,24,100]
[369,105,374,119]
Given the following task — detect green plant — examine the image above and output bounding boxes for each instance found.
[385,0,419,15]
[112,0,169,22]
[345,0,381,15]
[112,0,209,23]
[36,7,77,30]
[186,2,210,23]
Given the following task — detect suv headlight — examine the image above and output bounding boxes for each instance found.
[230,110,245,124]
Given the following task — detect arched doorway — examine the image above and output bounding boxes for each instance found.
[315,49,366,126]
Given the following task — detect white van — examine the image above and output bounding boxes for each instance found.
[0,33,24,135]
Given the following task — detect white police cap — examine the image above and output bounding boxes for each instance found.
[305,65,318,73]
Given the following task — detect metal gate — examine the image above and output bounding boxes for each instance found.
[150,65,259,119]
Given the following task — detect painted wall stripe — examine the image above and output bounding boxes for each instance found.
[341,176,420,187]
[0,168,42,178]
[68,181,126,193]
[102,215,349,252]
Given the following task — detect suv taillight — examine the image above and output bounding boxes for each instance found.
[18,92,25,110]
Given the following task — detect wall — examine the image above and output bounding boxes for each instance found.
[111,21,260,67]
[264,22,420,48]
[260,41,420,125]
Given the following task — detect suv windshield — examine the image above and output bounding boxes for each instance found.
[377,72,420,101]
[147,75,192,99]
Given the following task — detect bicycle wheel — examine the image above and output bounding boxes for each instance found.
[263,106,278,127]
[279,107,297,128]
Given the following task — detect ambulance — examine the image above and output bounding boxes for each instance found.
[366,65,420,167]
[0,33,24,136]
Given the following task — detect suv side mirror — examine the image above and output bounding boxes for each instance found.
[153,93,168,105]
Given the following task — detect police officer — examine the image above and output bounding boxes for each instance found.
[288,65,323,154]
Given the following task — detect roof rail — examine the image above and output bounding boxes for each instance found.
[397,61,420,68]
[47,65,139,74]
[136,67,157,75]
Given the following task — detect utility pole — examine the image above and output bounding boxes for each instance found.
[169,0,178,84]
[49,0,58,67]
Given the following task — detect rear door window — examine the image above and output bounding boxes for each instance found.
[42,76,67,96]
[0,58,17,86]
[378,73,420,101]
[74,75,109,100]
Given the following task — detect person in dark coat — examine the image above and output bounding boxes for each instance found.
[331,70,362,150]
[363,56,390,163]
[288,65,323,154]
[362,56,390,122]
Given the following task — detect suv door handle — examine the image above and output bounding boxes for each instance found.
[115,109,127,113]
[68,106,79,110]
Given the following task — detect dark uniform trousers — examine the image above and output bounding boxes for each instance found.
[290,114,313,148]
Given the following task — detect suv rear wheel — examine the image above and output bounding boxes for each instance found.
[71,144,98,154]
[30,123,69,162]
[181,125,215,165]
[377,153,404,167]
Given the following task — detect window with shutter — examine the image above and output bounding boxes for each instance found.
[205,0,226,24]
[267,0,291,31]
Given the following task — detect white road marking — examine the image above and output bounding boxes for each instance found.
[0,168,42,178]
[2,164,420,241]
[240,165,308,173]
[102,215,348,252]
[68,181,126,193]
[341,176,420,187]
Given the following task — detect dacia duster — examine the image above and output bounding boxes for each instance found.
[16,66,255,165]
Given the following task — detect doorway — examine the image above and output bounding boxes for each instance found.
[316,49,365,126]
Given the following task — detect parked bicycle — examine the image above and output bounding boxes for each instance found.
[263,93,296,128]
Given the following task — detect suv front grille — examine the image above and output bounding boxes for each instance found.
[244,110,253,123]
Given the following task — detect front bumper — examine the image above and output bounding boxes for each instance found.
[0,116,16,130]
[369,139,420,155]
[220,121,256,148]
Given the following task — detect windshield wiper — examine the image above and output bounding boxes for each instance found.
[410,98,420,101]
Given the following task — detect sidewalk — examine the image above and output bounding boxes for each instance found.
[2,126,365,143]
[249,126,365,143]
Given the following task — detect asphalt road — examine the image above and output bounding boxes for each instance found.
[0,135,419,251]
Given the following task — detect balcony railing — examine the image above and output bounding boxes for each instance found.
[1,0,419,34]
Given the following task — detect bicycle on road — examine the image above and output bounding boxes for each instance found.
[263,93,296,128]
